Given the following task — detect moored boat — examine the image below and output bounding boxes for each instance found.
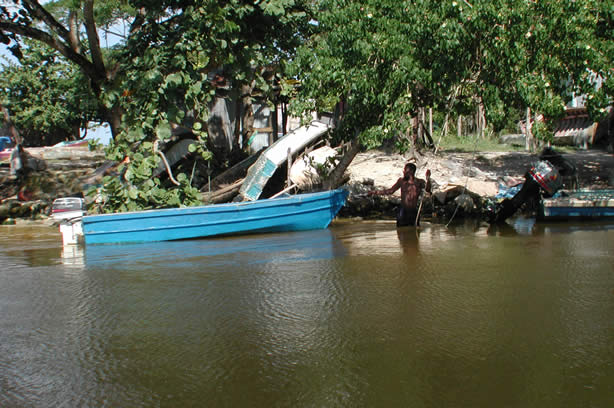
[540,189,614,220]
[64,189,348,245]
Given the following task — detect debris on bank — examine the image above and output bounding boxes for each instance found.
[0,144,104,225]
[341,148,614,222]
[2,141,614,225]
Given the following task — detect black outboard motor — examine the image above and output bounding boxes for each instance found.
[490,160,562,223]
[489,147,574,223]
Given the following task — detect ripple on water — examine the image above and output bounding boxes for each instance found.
[1,222,614,407]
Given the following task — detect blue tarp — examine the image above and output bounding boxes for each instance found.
[495,183,523,200]
[0,136,11,152]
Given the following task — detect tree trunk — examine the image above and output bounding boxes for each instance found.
[419,109,434,147]
[435,112,449,155]
[608,110,614,154]
[323,137,360,190]
[475,103,483,139]
[533,112,539,151]
[233,96,242,149]
[281,102,288,135]
[1,105,23,145]
[417,108,424,145]
[67,11,81,53]
[481,104,486,138]
[457,116,462,138]
[73,124,81,140]
[525,107,532,152]
[107,105,123,139]
[407,115,417,157]
[271,102,278,145]
[429,108,433,141]
[83,0,106,80]
[240,82,255,152]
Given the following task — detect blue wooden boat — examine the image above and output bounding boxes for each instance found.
[540,189,614,220]
[78,189,348,245]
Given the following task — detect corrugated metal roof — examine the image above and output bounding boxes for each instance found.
[553,107,595,139]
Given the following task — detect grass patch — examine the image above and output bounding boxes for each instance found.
[432,131,583,154]
[434,131,523,153]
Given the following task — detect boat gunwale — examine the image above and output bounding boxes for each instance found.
[542,199,614,207]
[82,190,347,224]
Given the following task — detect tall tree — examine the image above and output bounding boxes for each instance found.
[99,0,315,212]
[0,0,135,137]
[0,39,102,145]
[290,0,613,150]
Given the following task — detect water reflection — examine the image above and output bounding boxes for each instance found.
[489,216,614,237]
[0,225,63,267]
[83,228,346,268]
[61,245,84,268]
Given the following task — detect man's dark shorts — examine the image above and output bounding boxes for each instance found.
[397,207,419,227]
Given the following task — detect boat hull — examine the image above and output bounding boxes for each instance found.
[540,190,614,220]
[81,189,348,244]
[240,120,330,201]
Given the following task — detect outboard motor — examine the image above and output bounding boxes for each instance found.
[538,146,578,189]
[527,160,563,197]
[489,157,564,223]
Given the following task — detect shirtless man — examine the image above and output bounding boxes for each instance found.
[368,163,431,226]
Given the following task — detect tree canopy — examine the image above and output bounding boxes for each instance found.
[1,0,317,211]
[0,39,102,145]
[290,0,613,147]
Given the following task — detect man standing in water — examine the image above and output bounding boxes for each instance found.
[368,163,431,226]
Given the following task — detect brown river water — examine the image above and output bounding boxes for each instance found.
[1,219,613,407]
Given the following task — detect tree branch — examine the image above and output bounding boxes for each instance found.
[0,21,100,81]
[83,0,106,80]
[68,10,82,53]
[129,7,147,37]
[21,0,72,45]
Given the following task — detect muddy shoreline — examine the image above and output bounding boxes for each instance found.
[1,147,613,226]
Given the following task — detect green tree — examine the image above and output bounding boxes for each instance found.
[1,0,315,211]
[0,39,102,146]
[99,0,315,212]
[290,0,613,150]
[0,0,136,137]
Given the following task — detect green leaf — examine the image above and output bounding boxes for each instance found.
[164,73,183,88]
[155,122,172,140]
